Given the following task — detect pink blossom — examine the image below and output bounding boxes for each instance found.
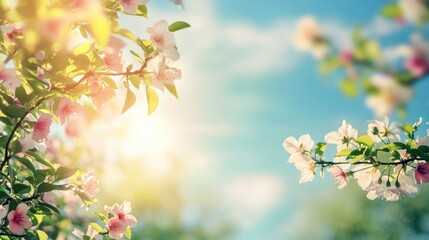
[147,20,180,61]
[41,192,56,207]
[19,133,46,153]
[32,114,52,142]
[104,53,123,73]
[81,172,100,199]
[293,16,327,59]
[171,0,185,9]
[65,116,83,138]
[0,63,21,90]
[104,201,137,228]
[119,0,148,14]
[415,162,429,184]
[107,217,127,239]
[1,24,23,44]
[7,203,32,235]
[340,50,354,65]
[56,98,81,125]
[88,77,115,109]
[39,16,69,42]
[328,166,349,189]
[106,36,125,55]
[405,52,428,77]
[152,58,182,91]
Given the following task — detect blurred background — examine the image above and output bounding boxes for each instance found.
[51,0,429,239]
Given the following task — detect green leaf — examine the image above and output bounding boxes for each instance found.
[0,104,25,118]
[39,202,60,214]
[72,54,91,71]
[130,50,142,59]
[122,88,136,114]
[13,183,31,195]
[88,14,111,48]
[418,145,429,153]
[365,41,381,60]
[136,5,147,17]
[393,142,408,150]
[37,183,62,193]
[0,190,9,202]
[27,151,54,170]
[381,4,402,19]
[165,83,178,99]
[355,135,374,148]
[408,148,429,160]
[339,79,358,98]
[129,75,141,89]
[336,148,353,157]
[319,56,341,75]
[36,230,48,240]
[168,21,191,32]
[90,222,105,233]
[349,154,365,164]
[15,157,36,176]
[125,227,132,239]
[103,77,117,89]
[55,167,77,182]
[146,87,158,115]
[94,212,107,221]
[402,123,414,139]
[315,142,327,156]
[73,42,93,56]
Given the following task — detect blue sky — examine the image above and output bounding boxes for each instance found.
[116,1,429,239]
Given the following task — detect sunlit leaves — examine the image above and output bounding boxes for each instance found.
[315,142,327,156]
[55,167,77,182]
[339,79,358,97]
[381,4,403,20]
[355,135,374,148]
[136,5,148,17]
[122,88,136,114]
[88,15,111,48]
[146,87,158,115]
[168,21,191,32]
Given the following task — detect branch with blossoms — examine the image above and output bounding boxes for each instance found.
[0,0,189,238]
[283,117,429,201]
[292,0,429,118]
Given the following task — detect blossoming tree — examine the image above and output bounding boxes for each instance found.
[284,0,429,201]
[0,0,189,238]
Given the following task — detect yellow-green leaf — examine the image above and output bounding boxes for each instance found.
[146,87,158,115]
[349,154,364,164]
[90,222,104,233]
[165,83,178,99]
[89,14,111,48]
[336,148,353,157]
[339,79,358,98]
[168,21,191,32]
[36,230,49,240]
[355,135,374,148]
[122,88,136,114]
[125,227,132,239]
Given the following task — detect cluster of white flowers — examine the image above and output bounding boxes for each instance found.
[284,117,429,201]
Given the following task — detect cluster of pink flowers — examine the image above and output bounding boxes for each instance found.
[105,201,137,239]
[72,201,137,239]
[284,117,429,201]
